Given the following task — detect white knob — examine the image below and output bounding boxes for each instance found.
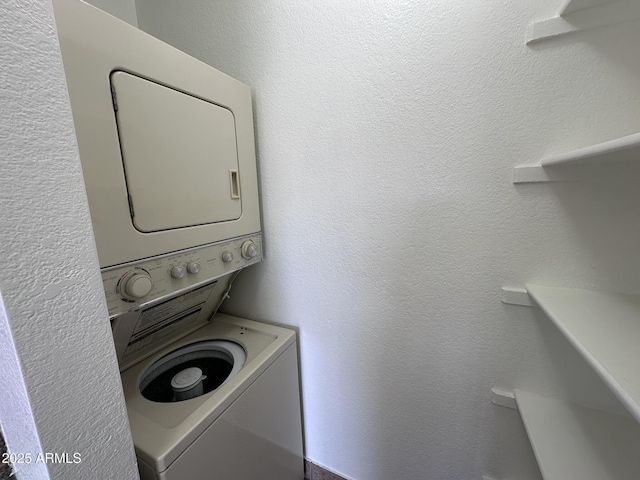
[122,272,153,299]
[222,251,234,262]
[171,266,186,279]
[187,262,200,274]
[241,241,259,259]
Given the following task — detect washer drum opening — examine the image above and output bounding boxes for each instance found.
[139,340,246,403]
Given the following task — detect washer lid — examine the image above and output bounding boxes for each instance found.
[111,71,242,233]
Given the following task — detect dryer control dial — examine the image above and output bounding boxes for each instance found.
[171,266,186,279]
[241,241,259,259]
[187,262,201,274]
[121,271,153,300]
[222,251,234,263]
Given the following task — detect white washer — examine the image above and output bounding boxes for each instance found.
[121,313,304,480]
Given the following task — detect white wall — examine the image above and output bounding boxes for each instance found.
[0,1,139,479]
[0,296,49,480]
[136,1,640,479]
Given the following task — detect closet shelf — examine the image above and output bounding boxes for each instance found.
[513,132,640,183]
[515,390,640,480]
[527,0,640,44]
[526,284,640,423]
[540,132,640,167]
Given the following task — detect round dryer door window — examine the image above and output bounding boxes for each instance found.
[139,340,246,403]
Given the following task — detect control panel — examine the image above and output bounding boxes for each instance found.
[102,233,262,317]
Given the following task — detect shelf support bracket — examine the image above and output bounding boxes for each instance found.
[512,165,568,184]
[501,287,538,307]
[491,388,518,410]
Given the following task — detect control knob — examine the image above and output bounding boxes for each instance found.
[120,271,153,300]
[241,241,260,259]
[171,266,186,279]
[222,251,234,263]
[187,262,201,274]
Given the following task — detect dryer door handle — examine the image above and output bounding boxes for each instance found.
[229,169,240,199]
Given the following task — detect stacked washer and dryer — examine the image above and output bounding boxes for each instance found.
[54,1,304,479]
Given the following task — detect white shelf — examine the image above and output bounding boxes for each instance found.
[527,0,640,44]
[561,0,617,16]
[526,284,640,422]
[515,390,640,480]
[540,132,640,167]
[513,132,640,183]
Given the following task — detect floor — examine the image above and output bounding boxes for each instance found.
[0,431,346,480]
[304,460,348,480]
[0,431,11,480]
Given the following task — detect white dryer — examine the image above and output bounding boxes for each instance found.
[53,2,304,479]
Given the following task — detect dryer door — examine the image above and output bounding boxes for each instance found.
[111,71,242,233]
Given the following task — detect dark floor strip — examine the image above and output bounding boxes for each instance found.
[305,459,349,480]
[0,430,12,480]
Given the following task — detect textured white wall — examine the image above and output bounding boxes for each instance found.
[0,1,139,479]
[84,0,137,26]
[136,1,640,479]
[0,295,49,480]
